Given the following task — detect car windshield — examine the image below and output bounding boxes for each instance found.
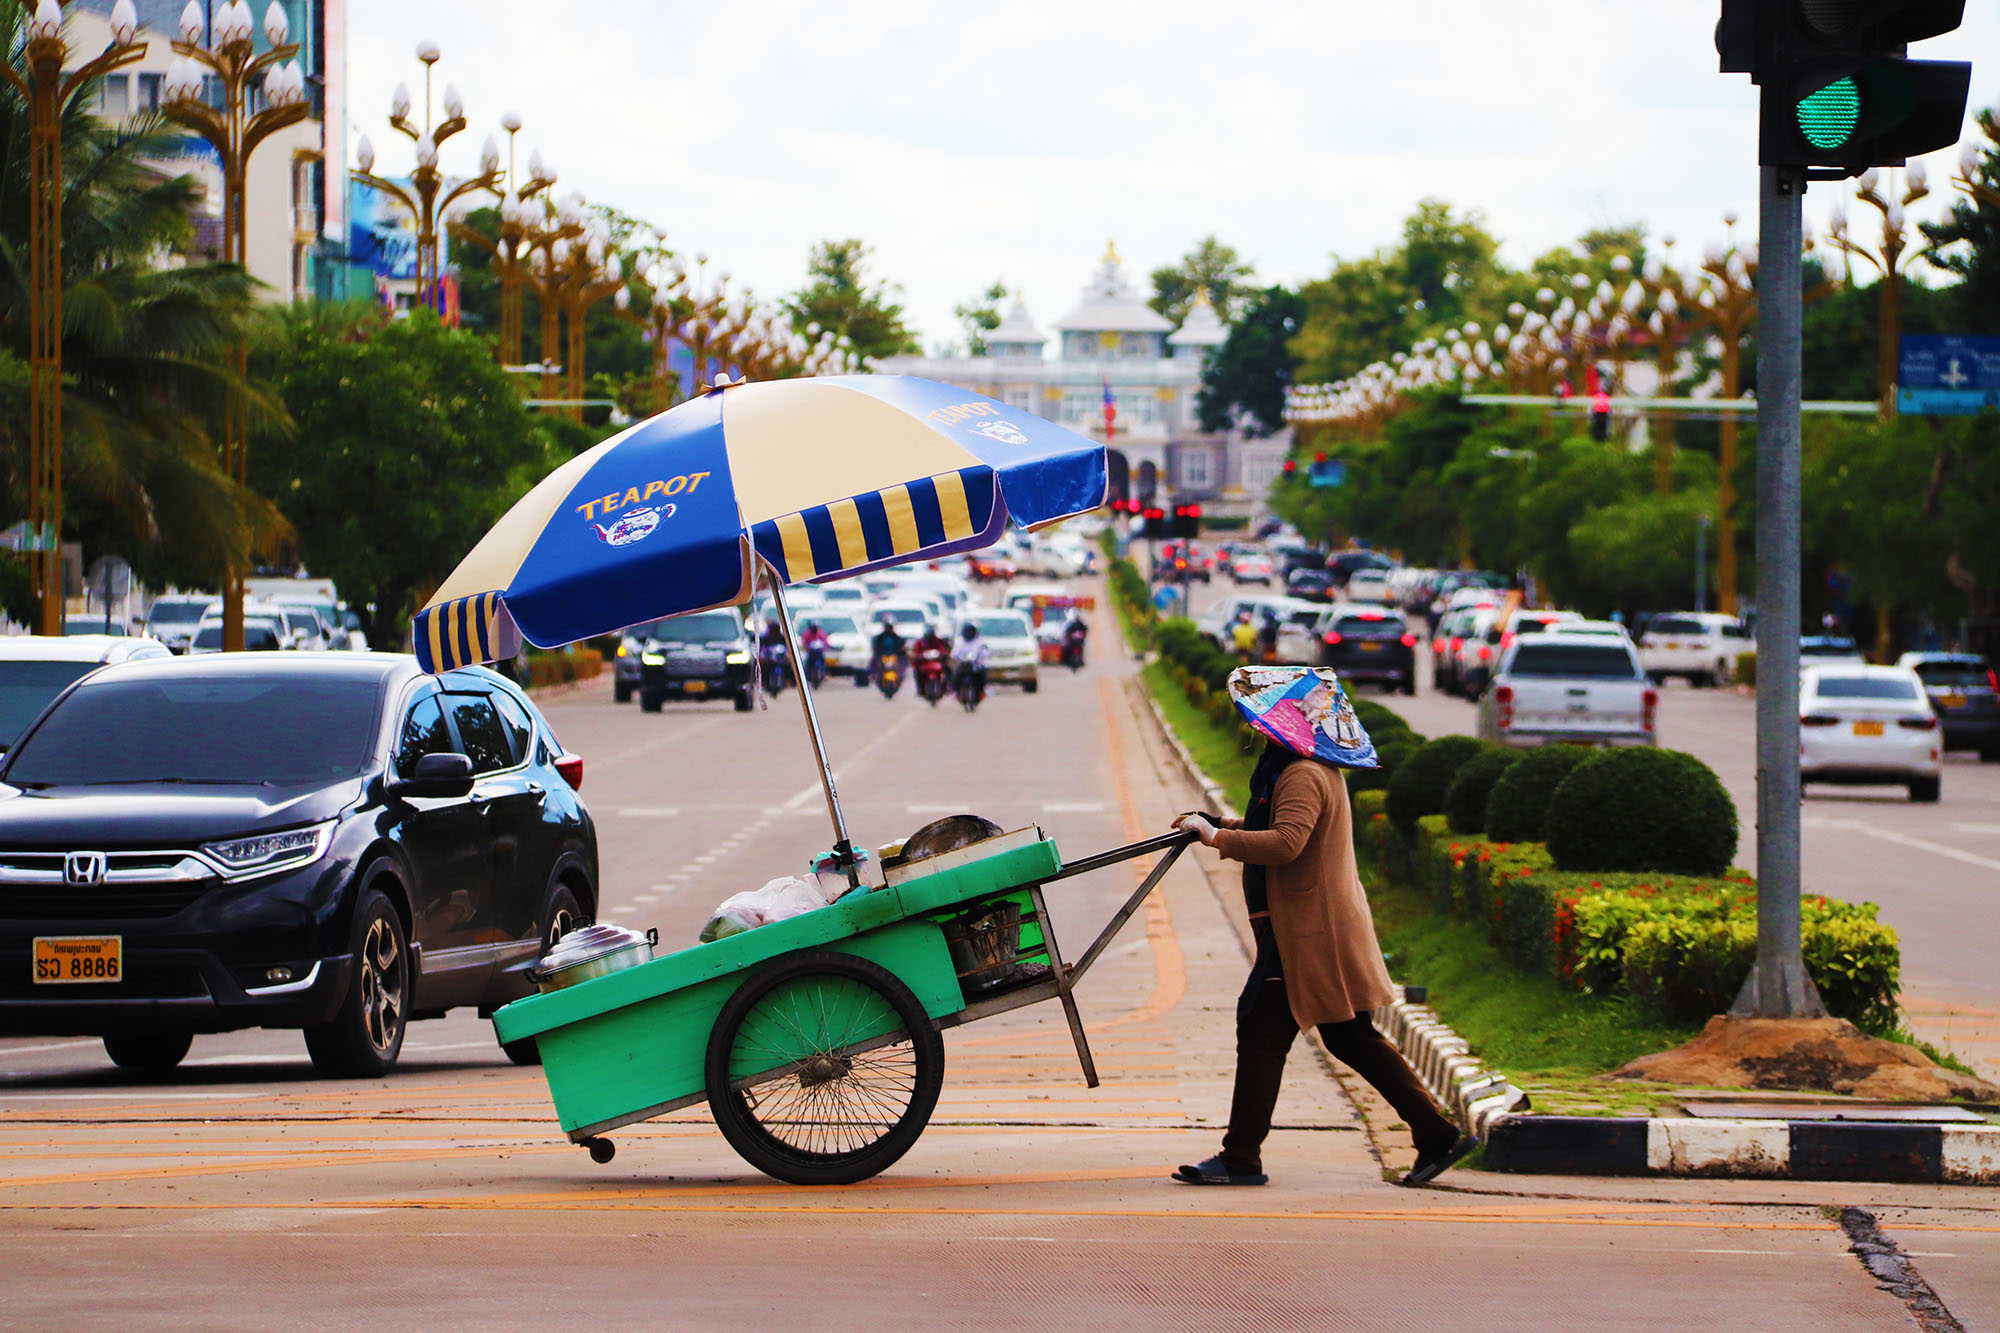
[1814,676,1920,701]
[1911,661,1990,689]
[63,620,124,635]
[875,607,926,625]
[5,675,382,786]
[968,614,1031,640]
[283,609,319,635]
[1801,638,1859,656]
[1647,617,1705,635]
[648,613,741,644]
[1334,614,1406,636]
[821,587,866,603]
[147,601,209,628]
[0,661,101,749]
[811,615,859,635]
[1508,643,1641,678]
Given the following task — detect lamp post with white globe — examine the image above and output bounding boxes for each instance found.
[444,114,557,368]
[350,39,501,318]
[160,0,308,650]
[0,0,149,634]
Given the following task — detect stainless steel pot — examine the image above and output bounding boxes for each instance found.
[530,923,658,992]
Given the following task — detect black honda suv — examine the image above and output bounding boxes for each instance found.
[1314,607,1417,694]
[0,654,597,1076]
[637,608,754,712]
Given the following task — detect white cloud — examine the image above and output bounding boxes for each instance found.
[348,0,2000,346]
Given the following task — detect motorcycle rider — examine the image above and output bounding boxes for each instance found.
[951,621,990,701]
[759,616,791,688]
[799,619,831,681]
[912,623,953,700]
[1061,613,1088,668]
[870,615,907,684]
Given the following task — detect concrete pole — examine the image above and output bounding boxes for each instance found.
[1733,165,1825,1020]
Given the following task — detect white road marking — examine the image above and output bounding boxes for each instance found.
[0,1038,100,1056]
[613,807,681,818]
[1043,801,1107,813]
[1951,823,2000,835]
[1802,815,2000,873]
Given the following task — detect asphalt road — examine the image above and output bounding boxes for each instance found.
[0,576,1994,1327]
[1185,575,2000,1081]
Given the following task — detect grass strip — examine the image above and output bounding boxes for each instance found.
[1140,660,1254,813]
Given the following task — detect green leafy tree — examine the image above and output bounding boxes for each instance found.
[1921,111,2000,335]
[783,238,918,364]
[248,306,556,648]
[952,279,1008,356]
[1195,285,1304,436]
[1148,235,1255,325]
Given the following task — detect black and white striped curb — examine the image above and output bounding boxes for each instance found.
[1484,1114,2000,1183]
[1370,997,1531,1140]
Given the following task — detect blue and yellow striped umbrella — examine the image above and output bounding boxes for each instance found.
[412,375,1108,673]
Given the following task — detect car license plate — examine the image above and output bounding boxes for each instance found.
[1940,693,1966,709]
[684,679,706,694]
[33,936,122,984]
[1852,720,1884,736]
[1358,641,1382,653]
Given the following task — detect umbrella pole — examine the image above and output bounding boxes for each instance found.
[764,571,861,888]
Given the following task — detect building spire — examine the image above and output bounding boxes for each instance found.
[1102,237,1120,267]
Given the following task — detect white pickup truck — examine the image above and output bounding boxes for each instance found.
[1475,632,1659,748]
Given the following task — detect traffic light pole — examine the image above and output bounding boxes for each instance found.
[1733,163,1825,1020]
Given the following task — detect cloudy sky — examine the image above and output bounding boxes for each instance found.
[350,0,2000,349]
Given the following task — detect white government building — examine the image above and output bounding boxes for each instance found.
[879,244,1289,520]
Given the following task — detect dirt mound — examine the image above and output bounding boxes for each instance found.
[1610,1016,2000,1103]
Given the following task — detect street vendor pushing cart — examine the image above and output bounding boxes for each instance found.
[1171,666,1477,1189]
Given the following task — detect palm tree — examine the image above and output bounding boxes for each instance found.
[0,10,285,618]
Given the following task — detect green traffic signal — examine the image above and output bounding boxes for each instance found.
[1796,77,1860,149]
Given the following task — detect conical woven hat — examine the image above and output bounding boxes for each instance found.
[1227,665,1379,769]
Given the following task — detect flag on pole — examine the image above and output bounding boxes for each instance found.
[1102,378,1117,441]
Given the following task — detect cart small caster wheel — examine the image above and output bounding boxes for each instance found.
[583,1137,615,1164]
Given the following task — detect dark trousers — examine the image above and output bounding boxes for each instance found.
[1221,936,1459,1174]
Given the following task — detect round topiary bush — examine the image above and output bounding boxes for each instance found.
[1443,747,1525,835]
[1385,735,1487,837]
[1545,747,1739,875]
[1350,697,1410,740]
[1483,745,1594,843]
[1345,733,1418,794]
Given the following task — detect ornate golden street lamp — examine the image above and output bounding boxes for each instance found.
[1947,100,1998,207]
[1695,230,1758,617]
[550,227,627,422]
[1638,242,1712,493]
[1824,165,1932,420]
[444,115,556,367]
[351,40,499,317]
[1,0,148,634]
[520,191,590,406]
[161,0,308,650]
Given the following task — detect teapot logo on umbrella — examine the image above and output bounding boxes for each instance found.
[966,419,1029,446]
[591,503,674,547]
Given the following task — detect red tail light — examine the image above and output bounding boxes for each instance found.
[1642,688,1658,732]
[1431,638,1446,654]
[1324,631,1343,645]
[1897,715,1939,731]
[1400,633,1418,647]
[1501,631,1516,649]
[1800,714,1840,727]
[1989,670,1998,692]
[1358,610,1384,620]
[1477,644,1492,661]
[1495,684,1514,729]
[555,754,584,791]
[1449,636,1463,652]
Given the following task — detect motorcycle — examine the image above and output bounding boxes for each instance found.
[873,651,906,699]
[955,664,986,713]
[803,642,828,687]
[1061,628,1087,672]
[760,640,790,696]
[914,647,950,707]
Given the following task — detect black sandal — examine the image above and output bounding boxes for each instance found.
[1171,1154,1268,1186]
[1400,1133,1478,1187]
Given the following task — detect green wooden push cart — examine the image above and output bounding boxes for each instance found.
[490,829,1193,1185]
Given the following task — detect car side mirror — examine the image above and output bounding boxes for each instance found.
[387,752,475,799]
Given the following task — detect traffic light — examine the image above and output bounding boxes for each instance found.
[1719,0,1971,174]
[1173,504,1201,539]
[1282,458,1298,481]
[1589,390,1612,442]
[1141,506,1167,540]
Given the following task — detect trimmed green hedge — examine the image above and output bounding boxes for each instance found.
[1483,745,1592,843]
[1546,747,1738,876]
[1386,735,1487,838]
[1444,747,1524,835]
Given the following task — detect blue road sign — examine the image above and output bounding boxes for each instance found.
[1898,334,2000,416]
[1308,459,1346,487]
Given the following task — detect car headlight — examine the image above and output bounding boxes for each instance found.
[726,651,751,664]
[640,651,664,666]
[202,821,334,877]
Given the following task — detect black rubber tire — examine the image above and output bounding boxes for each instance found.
[733,688,753,712]
[304,887,410,1078]
[639,690,663,713]
[1981,747,2000,764]
[1401,678,1417,696]
[853,672,870,688]
[705,950,944,1186]
[1908,776,1941,803]
[613,680,633,703]
[501,884,588,1066]
[1648,671,1668,686]
[1022,678,1038,694]
[103,1031,192,1073]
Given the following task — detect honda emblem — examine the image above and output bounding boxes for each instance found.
[64,851,107,886]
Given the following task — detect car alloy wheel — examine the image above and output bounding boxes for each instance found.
[356,913,406,1057]
[305,886,410,1078]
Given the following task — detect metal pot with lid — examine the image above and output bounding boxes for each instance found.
[531,923,658,992]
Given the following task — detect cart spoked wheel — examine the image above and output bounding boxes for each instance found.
[704,950,944,1186]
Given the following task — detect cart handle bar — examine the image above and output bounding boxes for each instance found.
[1047,830,1194,883]
[1053,830,1195,989]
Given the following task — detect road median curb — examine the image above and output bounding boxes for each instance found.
[1485,1113,2000,1183]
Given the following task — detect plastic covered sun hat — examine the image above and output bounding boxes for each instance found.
[1228,666,1379,769]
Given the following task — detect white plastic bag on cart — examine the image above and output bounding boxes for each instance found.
[698,875,832,943]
